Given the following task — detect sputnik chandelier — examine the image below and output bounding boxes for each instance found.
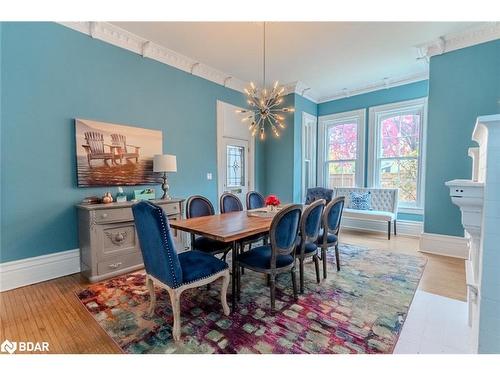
[237,22,294,140]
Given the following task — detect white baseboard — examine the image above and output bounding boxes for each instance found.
[419,233,468,259]
[341,217,423,237]
[0,249,81,292]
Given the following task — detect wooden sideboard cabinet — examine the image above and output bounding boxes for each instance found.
[77,198,185,282]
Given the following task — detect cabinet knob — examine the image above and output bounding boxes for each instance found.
[101,213,108,218]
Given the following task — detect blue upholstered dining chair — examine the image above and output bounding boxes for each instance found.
[219,192,244,213]
[220,192,268,275]
[315,196,345,277]
[305,187,334,205]
[132,201,230,342]
[235,204,302,312]
[186,195,232,260]
[296,199,325,293]
[246,191,265,210]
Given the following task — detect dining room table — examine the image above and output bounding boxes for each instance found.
[169,209,276,312]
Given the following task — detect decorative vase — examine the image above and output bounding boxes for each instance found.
[102,192,114,204]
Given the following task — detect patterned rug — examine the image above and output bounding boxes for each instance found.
[76,244,426,354]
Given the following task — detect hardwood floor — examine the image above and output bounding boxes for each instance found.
[0,229,466,354]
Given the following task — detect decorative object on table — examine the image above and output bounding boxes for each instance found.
[75,118,162,187]
[349,191,372,210]
[236,22,294,140]
[76,244,426,354]
[153,154,177,200]
[134,188,155,201]
[81,196,101,205]
[116,187,127,203]
[265,194,280,212]
[101,192,114,204]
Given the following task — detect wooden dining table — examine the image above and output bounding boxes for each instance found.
[169,210,274,312]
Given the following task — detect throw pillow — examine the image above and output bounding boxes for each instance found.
[350,191,372,210]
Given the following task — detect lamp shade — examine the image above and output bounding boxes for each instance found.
[153,154,177,173]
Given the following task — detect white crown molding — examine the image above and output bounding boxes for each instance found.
[318,71,429,104]
[0,249,80,292]
[283,81,320,103]
[58,22,248,93]
[58,22,498,107]
[416,22,500,59]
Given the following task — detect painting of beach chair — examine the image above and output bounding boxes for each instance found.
[111,133,141,164]
[82,131,120,167]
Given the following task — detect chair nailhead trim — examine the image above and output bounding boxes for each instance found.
[175,264,229,288]
[155,207,180,288]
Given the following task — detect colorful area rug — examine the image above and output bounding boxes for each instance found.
[76,244,426,354]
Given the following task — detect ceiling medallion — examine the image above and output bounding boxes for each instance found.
[237,22,294,140]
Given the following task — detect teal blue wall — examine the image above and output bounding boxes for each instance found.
[261,93,317,204]
[0,22,248,262]
[261,93,295,202]
[424,39,500,237]
[318,80,429,222]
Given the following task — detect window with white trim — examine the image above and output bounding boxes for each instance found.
[368,98,427,212]
[318,109,365,188]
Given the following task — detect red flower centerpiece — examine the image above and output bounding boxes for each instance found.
[265,194,281,211]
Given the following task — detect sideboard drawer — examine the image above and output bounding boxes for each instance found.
[159,202,181,216]
[97,252,143,276]
[94,207,133,223]
[97,223,139,261]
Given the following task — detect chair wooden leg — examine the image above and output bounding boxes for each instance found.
[220,270,230,316]
[313,255,320,283]
[322,246,327,279]
[240,243,245,275]
[299,258,305,294]
[266,274,270,286]
[291,269,298,300]
[388,221,391,240]
[146,276,156,316]
[167,289,182,341]
[335,244,340,271]
[236,261,241,301]
[394,220,397,236]
[269,274,276,312]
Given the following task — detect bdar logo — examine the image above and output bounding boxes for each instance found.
[1,339,17,354]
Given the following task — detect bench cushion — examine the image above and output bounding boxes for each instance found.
[343,208,395,221]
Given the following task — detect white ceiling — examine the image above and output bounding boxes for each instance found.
[113,22,481,100]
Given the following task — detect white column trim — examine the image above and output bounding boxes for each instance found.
[419,233,468,259]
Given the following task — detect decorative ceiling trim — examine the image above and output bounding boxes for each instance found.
[416,22,500,60]
[317,71,429,104]
[283,81,320,103]
[58,21,248,93]
[58,22,497,106]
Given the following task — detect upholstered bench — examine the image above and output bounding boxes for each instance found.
[333,187,399,239]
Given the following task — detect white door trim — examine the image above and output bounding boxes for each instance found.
[301,112,317,201]
[216,100,255,204]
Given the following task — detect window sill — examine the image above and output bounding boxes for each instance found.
[398,206,424,215]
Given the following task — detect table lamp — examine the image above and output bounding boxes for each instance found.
[153,154,177,200]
